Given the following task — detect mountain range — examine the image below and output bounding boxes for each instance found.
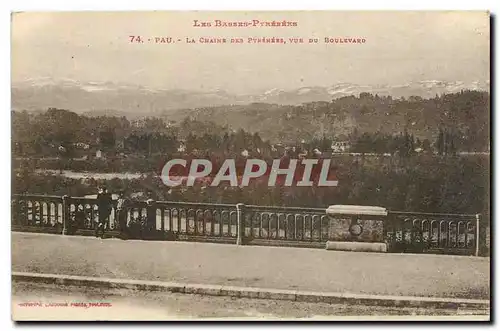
[12,77,490,117]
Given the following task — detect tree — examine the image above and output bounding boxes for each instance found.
[436,128,444,155]
[99,129,116,151]
[422,139,432,152]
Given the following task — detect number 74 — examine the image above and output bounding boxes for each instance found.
[129,36,143,43]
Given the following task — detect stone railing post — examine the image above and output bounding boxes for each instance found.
[475,213,481,256]
[62,195,69,235]
[146,199,156,233]
[236,203,245,245]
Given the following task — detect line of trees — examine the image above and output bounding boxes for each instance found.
[12,90,490,160]
[13,154,490,218]
[12,109,481,163]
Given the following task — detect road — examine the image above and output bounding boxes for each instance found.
[11,282,489,321]
[12,232,490,299]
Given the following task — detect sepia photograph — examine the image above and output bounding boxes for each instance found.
[10,10,491,321]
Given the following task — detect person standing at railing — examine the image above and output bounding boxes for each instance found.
[116,191,129,239]
[68,204,85,235]
[96,186,112,238]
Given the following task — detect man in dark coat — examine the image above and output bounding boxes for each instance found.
[96,186,112,238]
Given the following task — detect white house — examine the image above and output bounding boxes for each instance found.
[331,141,351,153]
[177,142,186,153]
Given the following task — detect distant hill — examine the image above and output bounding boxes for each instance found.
[11,78,490,149]
[165,91,490,145]
[11,90,490,155]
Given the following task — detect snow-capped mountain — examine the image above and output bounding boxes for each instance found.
[11,78,489,115]
[253,81,490,104]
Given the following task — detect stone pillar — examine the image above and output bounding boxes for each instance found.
[62,195,69,235]
[146,199,156,232]
[236,203,245,245]
[475,213,481,256]
[325,205,388,252]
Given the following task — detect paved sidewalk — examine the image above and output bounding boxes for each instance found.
[12,282,489,321]
[11,232,490,299]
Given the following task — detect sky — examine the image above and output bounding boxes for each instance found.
[11,11,490,94]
